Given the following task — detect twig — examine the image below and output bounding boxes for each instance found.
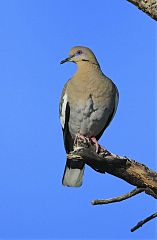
[131,212,157,232]
[92,187,145,205]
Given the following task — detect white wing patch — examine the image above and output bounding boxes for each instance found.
[60,93,68,128]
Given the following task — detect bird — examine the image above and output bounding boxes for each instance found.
[59,46,119,187]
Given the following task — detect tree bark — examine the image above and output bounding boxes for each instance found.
[127,0,157,20]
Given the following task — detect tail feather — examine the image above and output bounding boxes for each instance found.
[62,158,85,187]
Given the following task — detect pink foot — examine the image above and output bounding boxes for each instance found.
[74,133,89,145]
[74,134,100,153]
[90,137,100,153]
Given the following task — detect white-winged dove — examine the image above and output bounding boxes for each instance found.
[60,46,119,187]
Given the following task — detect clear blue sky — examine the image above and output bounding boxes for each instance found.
[0,0,156,239]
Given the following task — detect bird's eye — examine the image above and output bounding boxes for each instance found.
[77,50,82,54]
[74,50,83,56]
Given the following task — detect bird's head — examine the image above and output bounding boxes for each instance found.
[60,46,100,67]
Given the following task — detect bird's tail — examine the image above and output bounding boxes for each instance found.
[62,158,85,187]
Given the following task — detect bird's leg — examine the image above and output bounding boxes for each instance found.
[90,137,100,153]
[74,133,89,146]
[74,133,100,153]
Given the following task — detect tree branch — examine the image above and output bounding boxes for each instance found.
[131,212,157,232]
[91,187,145,205]
[68,139,157,198]
[67,138,157,231]
[127,0,157,21]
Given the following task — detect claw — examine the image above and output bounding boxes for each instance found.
[74,134,100,153]
[74,133,88,145]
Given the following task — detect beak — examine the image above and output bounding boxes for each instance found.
[60,57,71,64]
[60,54,75,64]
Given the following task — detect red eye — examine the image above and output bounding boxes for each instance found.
[77,50,82,55]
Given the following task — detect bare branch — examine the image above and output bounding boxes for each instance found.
[92,187,145,205]
[127,0,157,21]
[131,212,157,232]
[68,138,157,199]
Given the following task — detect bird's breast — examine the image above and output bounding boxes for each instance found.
[66,73,116,138]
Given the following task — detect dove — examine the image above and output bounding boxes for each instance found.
[60,46,119,187]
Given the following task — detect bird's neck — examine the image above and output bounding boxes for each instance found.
[75,61,101,77]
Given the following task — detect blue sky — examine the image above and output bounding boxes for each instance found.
[0,0,156,239]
